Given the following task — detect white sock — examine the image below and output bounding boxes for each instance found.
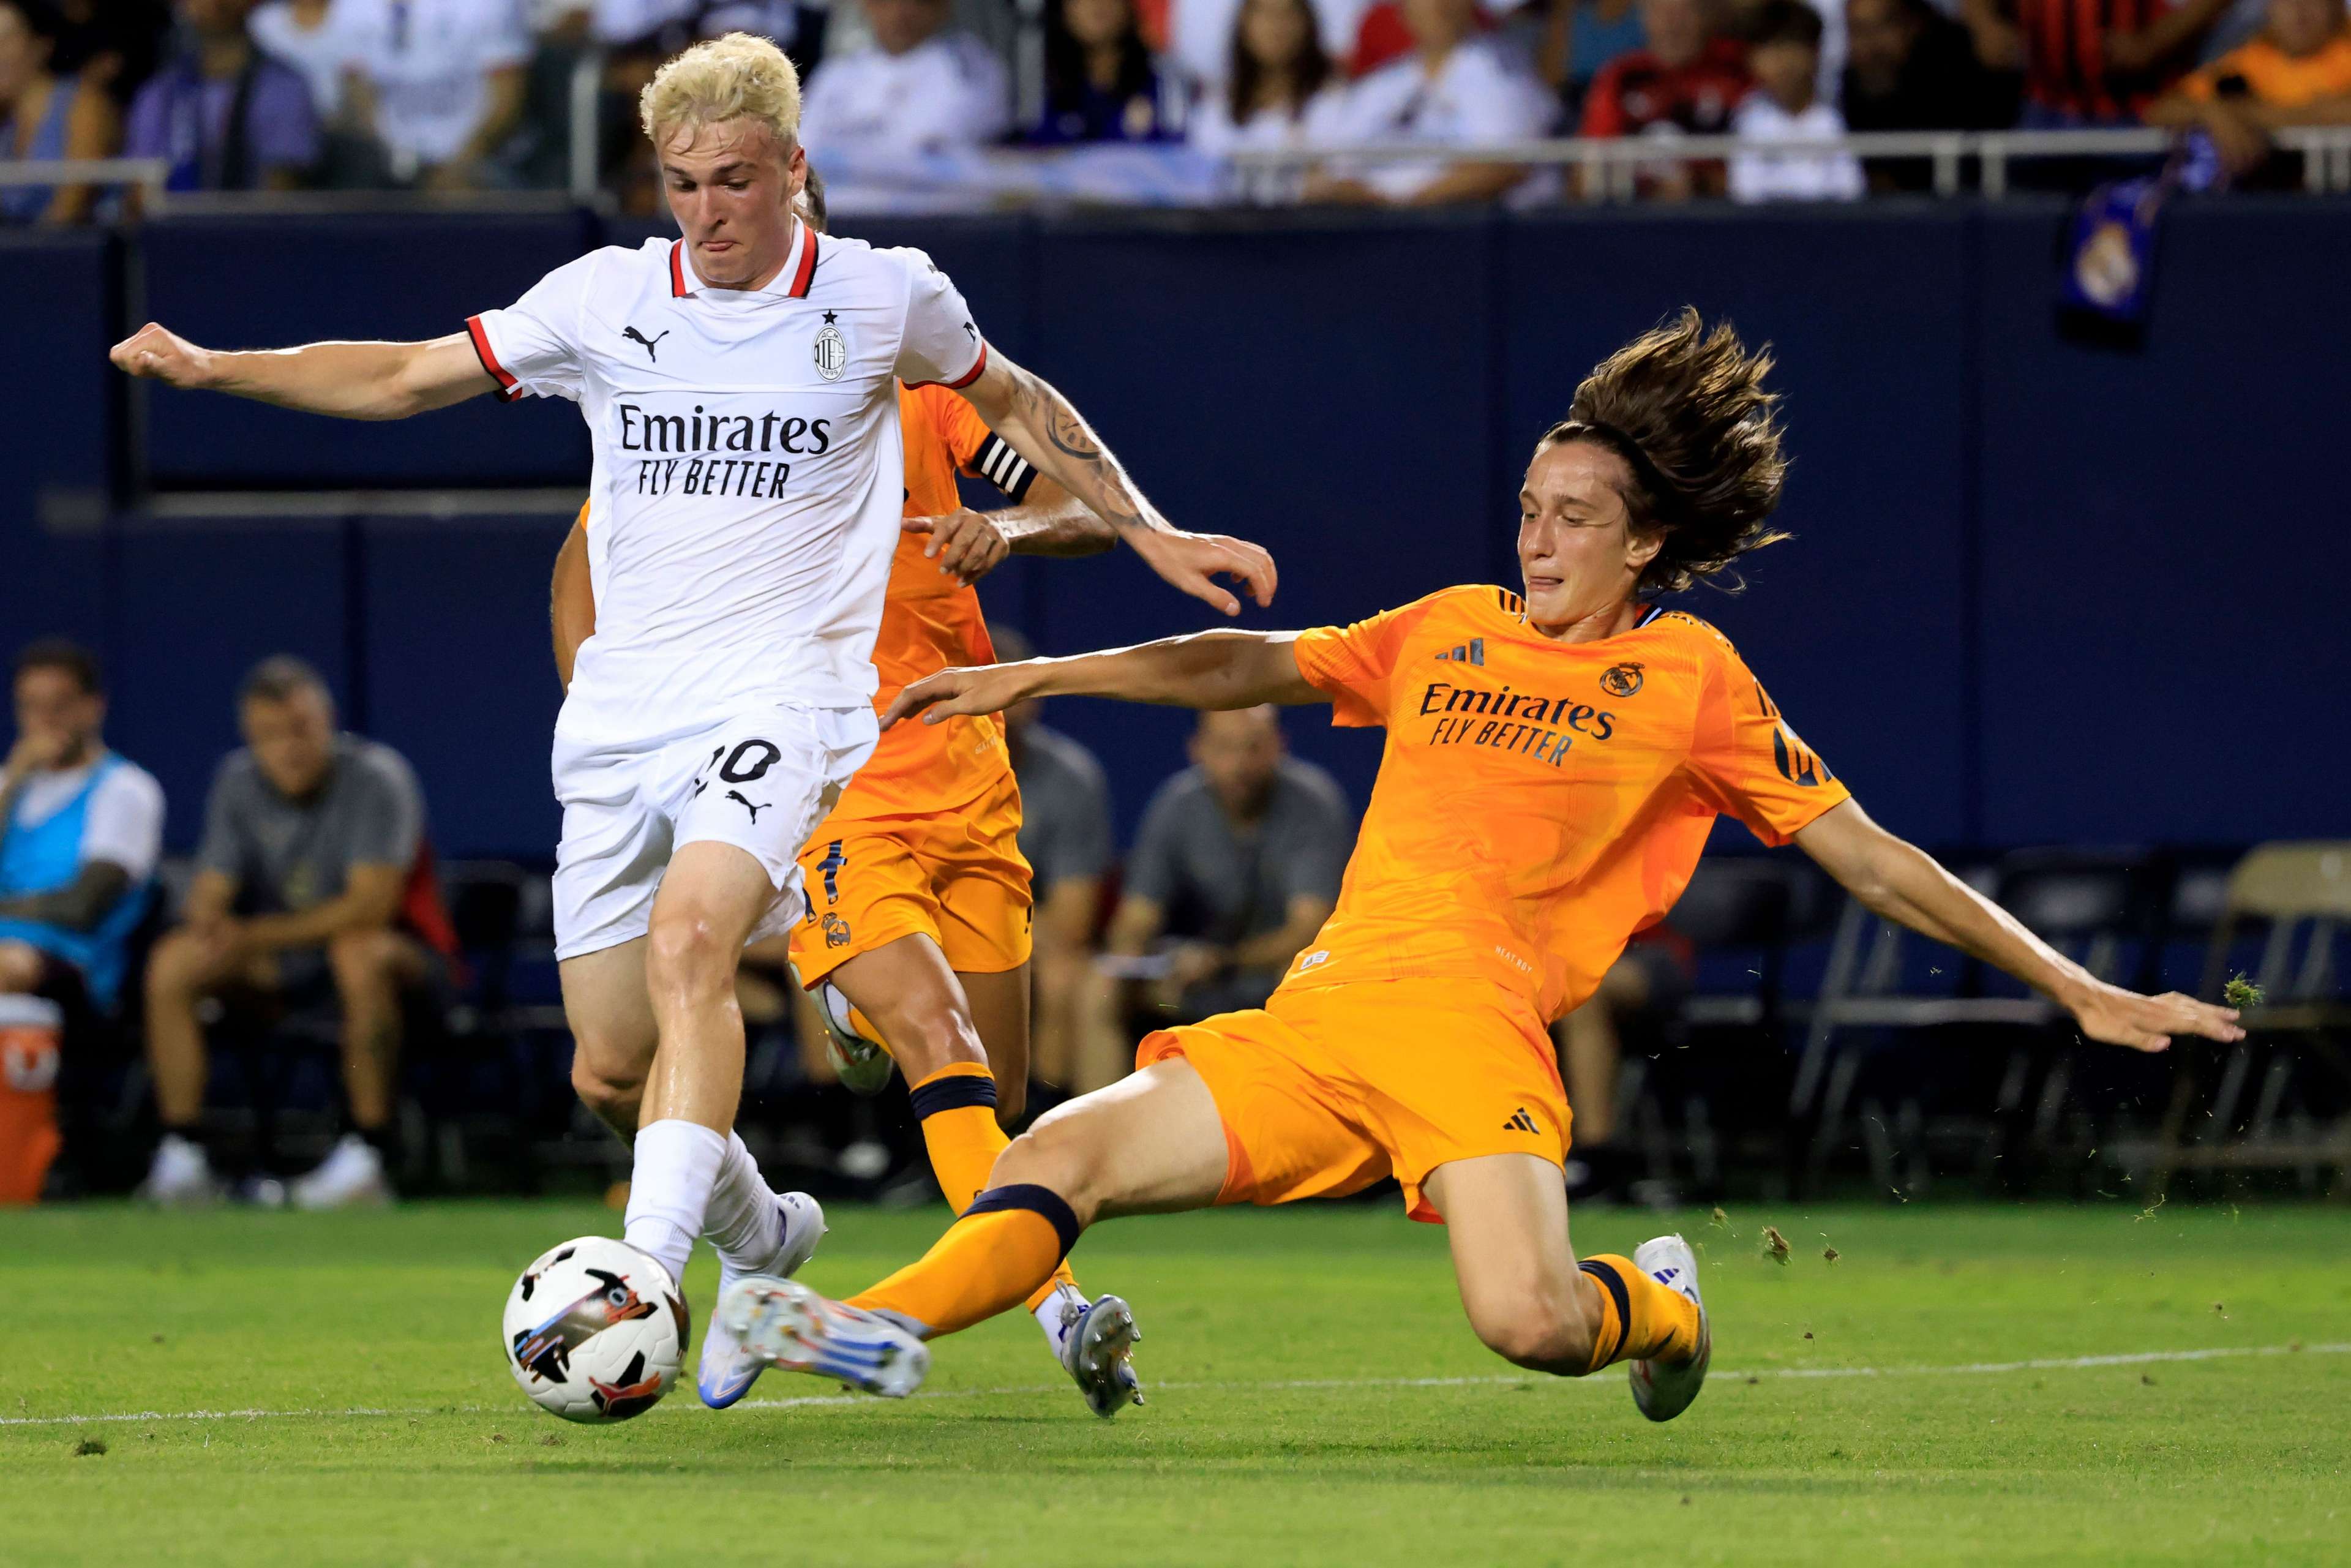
[700,1132,782,1274]
[623,1119,726,1288]
[1034,1281,1088,1353]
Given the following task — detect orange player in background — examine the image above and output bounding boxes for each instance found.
[714,309,2246,1420]
[548,179,1252,1412]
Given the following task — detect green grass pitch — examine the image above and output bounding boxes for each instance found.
[6,1200,2347,1566]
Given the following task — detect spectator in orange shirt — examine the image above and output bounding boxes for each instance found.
[2146,0,2351,174]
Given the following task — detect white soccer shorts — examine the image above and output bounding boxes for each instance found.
[550,705,879,962]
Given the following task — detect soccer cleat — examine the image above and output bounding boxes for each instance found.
[1627,1233,1711,1423]
[697,1191,828,1409]
[290,1133,394,1210]
[1060,1294,1144,1419]
[794,963,894,1096]
[137,1133,223,1207]
[717,1276,929,1399]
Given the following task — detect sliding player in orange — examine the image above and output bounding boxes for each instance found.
[715,309,2246,1416]
[550,176,1275,1417]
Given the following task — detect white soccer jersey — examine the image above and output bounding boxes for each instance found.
[467,220,988,746]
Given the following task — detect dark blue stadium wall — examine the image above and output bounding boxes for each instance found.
[7,200,2346,859]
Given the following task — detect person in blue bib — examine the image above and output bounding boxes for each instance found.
[0,640,165,1202]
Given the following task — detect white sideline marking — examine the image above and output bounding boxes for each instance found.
[6,1343,2344,1430]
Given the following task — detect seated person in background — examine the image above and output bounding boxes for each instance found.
[1968,0,2232,127]
[140,657,457,1210]
[1106,706,1349,1024]
[1728,0,1862,200]
[991,625,1122,1097]
[124,0,322,195]
[2145,0,2351,178]
[1031,0,1185,143]
[1578,0,1750,198]
[1168,0,1361,92]
[0,0,121,225]
[335,0,530,188]
[798,0,1011,164]
[1307,0,1556,205]
[1551,928,1688,1204]
[0,642,164,1204]
[249,0,352,124]
[1840,0,2017,192]
[1187,0,1347,193]
[1537,0,1648,121]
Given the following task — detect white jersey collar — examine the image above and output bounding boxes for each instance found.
[669,219,819,302]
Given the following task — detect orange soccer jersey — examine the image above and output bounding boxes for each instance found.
[1284,585,1851,1025]
[834,382,1032,820]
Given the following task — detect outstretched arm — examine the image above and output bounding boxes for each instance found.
[956,350,1278,617]
[110,324,497,421]
[882,630,1321,729]
[1794,800,2244,1052]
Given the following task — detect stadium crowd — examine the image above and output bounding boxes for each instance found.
[2,0,2348,217]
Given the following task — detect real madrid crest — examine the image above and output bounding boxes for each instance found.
[812,310,847,382]
[1600,662,1644,698]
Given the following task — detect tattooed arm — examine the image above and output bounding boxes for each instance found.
[957,350,1278,617]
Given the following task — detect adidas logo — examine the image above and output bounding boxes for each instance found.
[1653,1267,1679,1285]
[1434,639,1485,667]
[1502,1107,1538,1133]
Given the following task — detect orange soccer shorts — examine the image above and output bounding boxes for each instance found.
[787,768,1034,987]
[1136,976,1571,1224]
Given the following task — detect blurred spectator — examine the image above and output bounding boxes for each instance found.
[249,0,353,121]
[1578,0,1750,197]
[48,0,173,108]
[1964,0,2233,125]
[125,0,322,195]
[1551,930,1688,1204]
[139,657,456,1210]
[1106,707,1349,1022]
[798,0,1011,165]
[1841,0,2018,190]
[1188,0,1345,167]
[336,0,530,187]
[1728,0,1862,198]
[992,626,1122,1095]
[1538,0,1648,119]
[589,1,825,69]
[1308,0,1556,204]
[0,642,163,1204]
[2146,0,2351,178]
[0,0,121,225]
[1030,0,1185,143]
[1343,0,1479,76]
[1169,0,1362,88]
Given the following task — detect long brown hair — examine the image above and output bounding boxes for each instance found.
[1227,0,1332,124]
[1541,308,1790,596]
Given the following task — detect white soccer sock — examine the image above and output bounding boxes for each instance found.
[623,1119,726,1289]
[700,1131,782,1273]
[1034,1281,1088,1354]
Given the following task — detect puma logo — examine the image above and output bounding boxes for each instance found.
[726,790,767,823]
[623,326,670,361]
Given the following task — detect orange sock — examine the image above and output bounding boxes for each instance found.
[904,1062,1082,1314]
[1577,1255,1699,1373]
[849,1185,1080,1335]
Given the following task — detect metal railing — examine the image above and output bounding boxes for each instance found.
[0,157,169,206]
[1234,126,2351,201]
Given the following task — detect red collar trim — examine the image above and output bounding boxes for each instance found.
[669,239,689,298]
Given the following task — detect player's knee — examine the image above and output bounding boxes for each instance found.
[1469,1285,1599,1374]
[569,1051,644,1131]
[991,1109,1101,1220]
[643,908,738,999]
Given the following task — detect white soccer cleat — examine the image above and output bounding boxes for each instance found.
[1627,1232,1711,1423]
[1058,1294,1144,1419]
[697,1191,827,1409]
[137,1133,223,1207]
[717,1276,929,1399]
[290,1133,394,1210]
[792,962,894,1096]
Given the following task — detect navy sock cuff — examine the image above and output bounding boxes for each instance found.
[1577,1258,1632,1367]
[964,1182,1081,1258]
[909,1071,999,1121]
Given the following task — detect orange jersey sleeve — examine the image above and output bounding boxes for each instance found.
[1684,636,1851,846]
[1291,591,1452,728]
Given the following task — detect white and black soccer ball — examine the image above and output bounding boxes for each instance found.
[503,1237,687,1423]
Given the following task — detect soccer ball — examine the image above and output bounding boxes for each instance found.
[502,1237,687,1423]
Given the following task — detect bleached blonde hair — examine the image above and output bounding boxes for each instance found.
[639,32,803,158]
